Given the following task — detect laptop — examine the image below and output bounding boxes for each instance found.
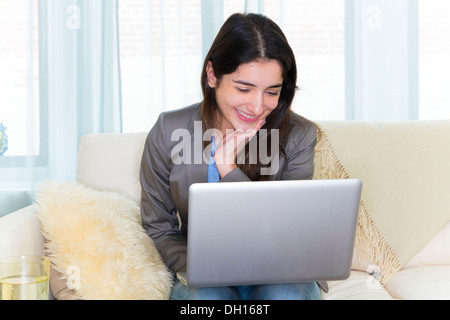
[177,179,362,288]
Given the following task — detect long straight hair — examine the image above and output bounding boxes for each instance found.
[201,13,298,180]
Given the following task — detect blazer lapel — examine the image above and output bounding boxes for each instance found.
[168,103,209,217]
[185,103,209,187]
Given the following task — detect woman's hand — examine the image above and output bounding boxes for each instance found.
[213,119,265,178]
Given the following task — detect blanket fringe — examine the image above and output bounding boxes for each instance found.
[315,126,402,285]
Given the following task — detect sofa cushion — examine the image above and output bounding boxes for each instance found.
[76,132,148,204]
[385,266,450,300]
[405,222,450,268]
[324,271,394,300]
[35,181,173,300]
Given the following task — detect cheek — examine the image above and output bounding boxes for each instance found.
[219,91,245,109]
[216,86,236,106]
[267,97,280,111]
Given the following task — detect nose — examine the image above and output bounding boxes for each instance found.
[248,92,264,116]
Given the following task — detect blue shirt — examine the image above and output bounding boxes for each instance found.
[207,136,220,183]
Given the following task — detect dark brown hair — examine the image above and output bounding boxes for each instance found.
[201,13,298,180]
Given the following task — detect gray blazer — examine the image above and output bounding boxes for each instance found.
[140,102,328,293]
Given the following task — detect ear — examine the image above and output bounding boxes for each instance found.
[206,61,218,88]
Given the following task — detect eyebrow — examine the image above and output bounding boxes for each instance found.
[232,80,283,89]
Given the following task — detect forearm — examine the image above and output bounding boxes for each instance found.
[156,236,187,275]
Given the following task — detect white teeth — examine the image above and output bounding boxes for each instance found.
[236,109,257,119]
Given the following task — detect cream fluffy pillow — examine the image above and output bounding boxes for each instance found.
[35,181,173,300]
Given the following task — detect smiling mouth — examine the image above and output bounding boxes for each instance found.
[235,108,258,120]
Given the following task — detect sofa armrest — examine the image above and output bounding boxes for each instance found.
[0,205,45,258]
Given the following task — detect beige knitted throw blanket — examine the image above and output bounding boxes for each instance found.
[314,120,450,284]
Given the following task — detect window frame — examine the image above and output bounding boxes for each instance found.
[0,0,49,169]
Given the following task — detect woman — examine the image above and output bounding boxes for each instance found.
[140,13,326,300]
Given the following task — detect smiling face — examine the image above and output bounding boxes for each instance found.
[206,59,284,135]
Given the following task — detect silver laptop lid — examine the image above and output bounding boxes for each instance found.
[185,179,362,287]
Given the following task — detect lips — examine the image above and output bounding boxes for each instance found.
[234,108,259,123]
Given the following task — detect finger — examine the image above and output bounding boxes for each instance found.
[255,118,266,132]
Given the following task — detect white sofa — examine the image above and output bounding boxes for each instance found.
[1,123,450,300]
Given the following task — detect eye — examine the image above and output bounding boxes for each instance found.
[266,90,280,96]
[236,87,250,93]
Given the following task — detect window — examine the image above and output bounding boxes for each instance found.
[119,0,346,134]
[419,0,450,120]
[0,0,42,216]
[268,0,345,121]
[226,0,346,121]
[118,0,203,133]
[0,0,41,161]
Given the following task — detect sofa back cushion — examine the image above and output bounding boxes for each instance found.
[76,132,148,204]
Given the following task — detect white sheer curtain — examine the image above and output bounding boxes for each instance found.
[419,0,450,120]
[39,0,122,180]
[119,0,347,133]
[120,0,450,130]
[346,0,419,120]
[119,0,204,133]
[0,0,122,216]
